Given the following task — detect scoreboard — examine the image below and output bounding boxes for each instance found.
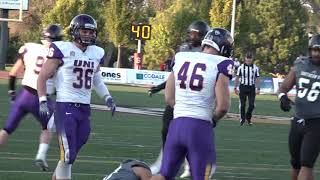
[130,24,152,40]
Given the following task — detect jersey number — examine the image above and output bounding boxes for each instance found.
[297,77,320,102]
[177,62,206,91]
[73,68,94,89]
[34,56,45,74]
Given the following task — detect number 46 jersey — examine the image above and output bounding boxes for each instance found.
[48,41,105,104]
[173,52,234,122]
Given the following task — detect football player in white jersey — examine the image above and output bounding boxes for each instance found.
[0,24,63,171]
[37,14,116,180]
[151,28,234,180]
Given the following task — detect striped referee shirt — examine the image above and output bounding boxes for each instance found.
[236,63,260,86]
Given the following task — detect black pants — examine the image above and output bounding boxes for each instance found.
[289,117,320,169]
[161,105,174,147]
[239,85,256,122]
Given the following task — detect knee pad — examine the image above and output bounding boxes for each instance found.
[55,160,72,179]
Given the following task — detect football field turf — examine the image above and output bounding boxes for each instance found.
[0,80,319,180]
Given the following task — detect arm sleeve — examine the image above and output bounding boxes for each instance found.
[217,59,234,80]
[255,66,260,77]
[93,71,111,99]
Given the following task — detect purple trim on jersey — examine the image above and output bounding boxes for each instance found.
[100,55,105,65]
[217,59,234,79]
[48,43,64,60]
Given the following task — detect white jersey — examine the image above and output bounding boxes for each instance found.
[48,41,105,104]
[20,43,55,94]
[173,52,234,122]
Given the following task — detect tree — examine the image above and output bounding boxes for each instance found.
[253,0,308,74]
[42,0,106,41]
[209,0,233,29]
[143,0,203,69]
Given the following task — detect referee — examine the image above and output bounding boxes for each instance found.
[234,52,260,126]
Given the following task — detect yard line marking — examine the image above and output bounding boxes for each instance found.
[0,170,105,176]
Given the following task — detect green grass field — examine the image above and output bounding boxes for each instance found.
[0,80,319,180]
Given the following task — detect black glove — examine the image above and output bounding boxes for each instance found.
[280,94,293,112]
[39,101,50,119]
[8,90,16,102]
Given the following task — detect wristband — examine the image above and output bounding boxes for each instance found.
[39,96,47,103]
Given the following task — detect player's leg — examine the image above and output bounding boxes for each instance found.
[185,118,216,180]
[157,118,187,180]
[75,105,91,159]
[53,103,78,180]
[30,98,55,171]
[289,118,304,180]
[239,86,247,125]
[0,89,30,146]
[151,105,174,175]
[246,87,256,125]
[298,119,320,180]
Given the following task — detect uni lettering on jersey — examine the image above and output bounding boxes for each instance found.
[74,60,95,68]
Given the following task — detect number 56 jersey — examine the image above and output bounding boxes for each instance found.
[48,42,105,104]
[173,52,234,122]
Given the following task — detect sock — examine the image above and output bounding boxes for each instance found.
[36,143,49,160]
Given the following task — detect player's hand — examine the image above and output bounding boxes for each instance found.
[105,96,116,117]
[8,90,16,103]
[39,101,50,119]
[148,86,162,96]
[234,88,239,95]
[279,94,293,112]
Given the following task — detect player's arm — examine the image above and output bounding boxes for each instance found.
[213,73,230,122]
[8,46,26,100]
[148,81,167,96]
[94,65,116,115]
[132,167,152,180]
[233,65,241,95]
[278,66,296,112]
[37,59,60,98]
[255,67,261,94]
[165,72,175,107]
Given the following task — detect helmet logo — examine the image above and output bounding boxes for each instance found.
[214,30,221,36]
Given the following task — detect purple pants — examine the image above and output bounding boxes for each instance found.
[160,117,216,180]
[4,87,54,134]
[54,102,91,164]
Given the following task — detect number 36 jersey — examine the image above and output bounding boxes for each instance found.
[295,57,320,119]
[48,41,105,104]
[173,52,234,122]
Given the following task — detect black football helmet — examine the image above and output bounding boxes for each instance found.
[42,24,63,42]
[187,20,210,47]
[69,14,97,46]
[309,34,320,50]
[201,28,234,57]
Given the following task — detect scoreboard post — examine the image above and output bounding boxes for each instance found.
[130,23,152,69]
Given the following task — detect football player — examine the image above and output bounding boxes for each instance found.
[103,159,151,180]
[149,20,210,178]
[278,34,320,180]
[0,24,62,171]
[151,28,234,180]
[37,14,116,180]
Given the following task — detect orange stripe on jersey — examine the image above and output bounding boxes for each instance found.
[58,135,65,162]
[204,164,212,180]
